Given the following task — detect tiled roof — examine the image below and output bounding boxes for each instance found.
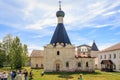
[50,23,71,46]
[30,50,44,57]
[91,41,99,51]
[101,43,120,52]
[77,44,91,48]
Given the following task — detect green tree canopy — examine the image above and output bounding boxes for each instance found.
[0,49,6,67]
[9,36,28,69]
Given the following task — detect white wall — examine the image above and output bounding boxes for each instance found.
[98,50,120,72]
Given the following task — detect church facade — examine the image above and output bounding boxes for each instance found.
[30,2,99,72]
[43,2,98,72]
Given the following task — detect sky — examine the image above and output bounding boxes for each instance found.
[0,0,120,53]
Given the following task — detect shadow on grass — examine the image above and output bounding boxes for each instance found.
[59,72,73,79]
[45,71,101,75]
[58,75,73,80]
[44,71,102,79]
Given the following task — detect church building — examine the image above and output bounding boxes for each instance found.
[43,1,98,72]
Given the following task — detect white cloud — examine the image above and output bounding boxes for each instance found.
[103,11,117,16]
[94,24,111,28]
[28,44,44,54]
[25,18,56,30]
[32,30,53,38]
[98,43,116,50]
[0,0,120,52]
[1,0,120,31]
[115,32,120,35]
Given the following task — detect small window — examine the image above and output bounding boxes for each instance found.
[114,54,116,59]
[104,55,106,59]
[36,64,38,68]
[119,65,120,70]
[66,62,69,67]
[114,64,116,70]
[78,62,81,67]
[57,51,60,55]
[109,54,111,59]
[83,52,85,55]
[41,64,43,68]
[119,53,120,58]
[100,55,102,59]
[86,62,89,67]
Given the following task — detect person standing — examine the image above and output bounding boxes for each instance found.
[3,72,8,80]
[41,71,44,77]
[29,70,33,80]
[11,71,16,80]
[0,72,1,80]
[14,70,22,80]
[78,74,83,80]
[23,69,28,80]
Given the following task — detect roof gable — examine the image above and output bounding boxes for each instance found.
[30,50,44,57]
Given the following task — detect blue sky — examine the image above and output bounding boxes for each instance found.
[0,0,120,53]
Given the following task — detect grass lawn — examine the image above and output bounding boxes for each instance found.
[0,67,120,80]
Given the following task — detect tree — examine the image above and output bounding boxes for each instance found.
[9,36,24,69]
[0,43,6,67]
[0,50,6,67]
[22,44,28,66]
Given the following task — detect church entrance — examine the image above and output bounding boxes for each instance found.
[55,60,61,72]
[56,64,60,71]
[101,60,113,72]
[36,64,38,68]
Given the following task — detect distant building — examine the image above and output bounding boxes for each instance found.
[98,43,120,72]
[30,50,44,68]
[77,43,99,69]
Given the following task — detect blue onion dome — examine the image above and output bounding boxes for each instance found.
[56,10,65,17]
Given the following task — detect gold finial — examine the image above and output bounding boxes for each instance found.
[59,1,61,10]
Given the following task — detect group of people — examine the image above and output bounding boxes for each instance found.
[0,69,83,80]
[0,69,33,80]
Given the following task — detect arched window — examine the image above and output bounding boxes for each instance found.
[66,62,69,67]
[36,64,38,68]
[41,64,43,68]
[78,62,81,67]
[86,62,89,67]
[104,55,106,59]
[57,51,60,55]
[100,55,102,59]
[114,54,116,59]
[113,64,116,70]
[109,54,111,59]
[119,65,120,70]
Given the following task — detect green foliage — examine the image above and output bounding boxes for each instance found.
[22,44,29,66]
[0,50,6,67]
[8,36,28,69]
